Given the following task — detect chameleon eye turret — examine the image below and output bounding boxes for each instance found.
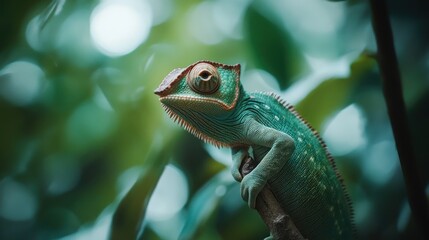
[187,63,220,94]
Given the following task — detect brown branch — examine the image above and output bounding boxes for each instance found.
[240,157,307,240]
[369,0,429,238]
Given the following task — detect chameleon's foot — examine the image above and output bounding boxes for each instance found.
[240,173,266,208]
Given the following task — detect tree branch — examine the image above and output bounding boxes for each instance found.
[369,0,429,238]
[240,157,307,240]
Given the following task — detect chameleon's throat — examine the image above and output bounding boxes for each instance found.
[161,103,228,148]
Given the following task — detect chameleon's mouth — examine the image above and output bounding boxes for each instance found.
[158,95,236,111]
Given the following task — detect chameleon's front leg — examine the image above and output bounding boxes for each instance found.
[241,119,295,208]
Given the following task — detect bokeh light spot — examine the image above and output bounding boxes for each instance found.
[26,16,46,52]
[66,100,117,151]
[146,164,188,221]
[147,0,173,26]
[323,104,366,156]
[243,69,280,93]
[187,2,223,45]
[55,9,100,67]
[204,144,231,166]
[0,178,38,221]
[90,0,152,57]
[0,61,44,106]
[45,155,81,196]
[363,141,399,186]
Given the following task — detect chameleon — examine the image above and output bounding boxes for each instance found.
[154,60,354,239]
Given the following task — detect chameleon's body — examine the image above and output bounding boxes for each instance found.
[155,61,354,239]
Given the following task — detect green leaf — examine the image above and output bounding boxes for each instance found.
[295,54,376,130]
[179,171,233,240]
[244,4,307,90]
[108,133,176,240]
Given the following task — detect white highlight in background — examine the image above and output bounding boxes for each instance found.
[90,0,152,57]
[323,104,366,156]
[146,164,188,221]
[0,61,44,106]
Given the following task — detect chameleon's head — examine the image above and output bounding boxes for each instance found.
[155,60,241,113]
[154,61,242,146]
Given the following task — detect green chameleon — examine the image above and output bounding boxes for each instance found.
[154,60,354,239]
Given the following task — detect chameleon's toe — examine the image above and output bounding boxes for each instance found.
[240,173,266,209]
[231,167,242,182]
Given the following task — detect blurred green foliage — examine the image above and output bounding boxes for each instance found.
[0,0,428,240]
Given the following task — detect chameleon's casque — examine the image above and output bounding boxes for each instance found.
[155,60,355,239]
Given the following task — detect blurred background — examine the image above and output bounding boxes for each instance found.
[0,0,428,239]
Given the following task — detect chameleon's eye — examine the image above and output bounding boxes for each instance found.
[187,63,220,94]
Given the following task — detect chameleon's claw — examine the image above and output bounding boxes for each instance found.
[248,189,257,208]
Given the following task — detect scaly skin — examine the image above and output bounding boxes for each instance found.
[154,61,354,239]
